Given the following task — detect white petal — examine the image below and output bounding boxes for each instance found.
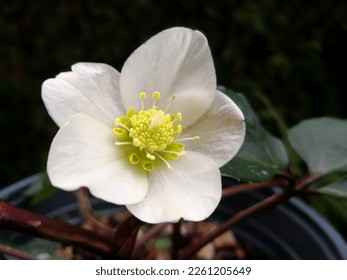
[120,27,216,128]
[182,90,245,167]
[42,63,123,127]
[47,114,148,204]
[126,151,221,223]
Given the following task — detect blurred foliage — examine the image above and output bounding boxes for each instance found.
[309,195,347,240]
[221,88,289,182]
[23,172,60,204]
[0,238,67,259]
[0,0,346,187]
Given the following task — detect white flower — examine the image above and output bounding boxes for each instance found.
[42,27,245,224]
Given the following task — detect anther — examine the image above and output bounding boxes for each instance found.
[160,150,186,156]
[139,92,147,99]
[152,91,161,100]
[139,92,147,110]
[154,152,173,171]
[115,141,133,146]
[115,122,130,132]
[173,136,200,142]
[164,95,176,113]
[152,91,161,107]
[146,152,156,160]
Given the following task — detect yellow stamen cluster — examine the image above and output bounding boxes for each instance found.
[113,91,193,172]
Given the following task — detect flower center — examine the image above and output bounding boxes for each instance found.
[113,91,198,172]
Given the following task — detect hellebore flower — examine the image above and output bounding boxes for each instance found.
[42,27,245,223]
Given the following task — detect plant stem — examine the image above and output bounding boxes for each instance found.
[172,221,183,259]
[133,223,168,254]
[222,178,288,197]
[180,189,293,259]
[76,188,113,234]
[76,187,94,220]
[112,215,142,259]
[182,173,321,259]
[0,244,38,260]
[0,200,113,256]
[185,221,195,239]
[296,173,323,190]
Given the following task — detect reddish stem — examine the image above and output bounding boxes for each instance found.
[76,188,114,234]
[112,215,142,259]
[0,200,113,256]
[0,244,38,260]
[222,178,288,197]
[181,172,324,259]
[295,173,323,190]
[180,189,293,259]
[133,223,168,254]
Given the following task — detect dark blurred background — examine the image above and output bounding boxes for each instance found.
[1,0,346,188]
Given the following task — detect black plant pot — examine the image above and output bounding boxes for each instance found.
[1,174,347,259]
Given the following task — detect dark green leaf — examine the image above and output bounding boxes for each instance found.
[288,117,347,175]
[220,87,288,182]
[320,176,347,198]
